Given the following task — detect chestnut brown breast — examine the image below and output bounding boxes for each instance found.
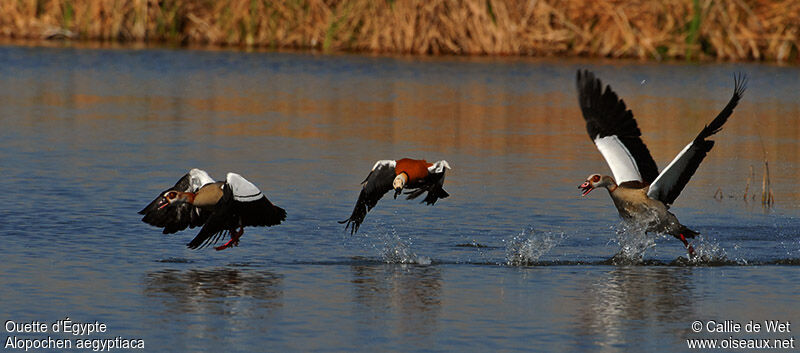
[395,158,432,183]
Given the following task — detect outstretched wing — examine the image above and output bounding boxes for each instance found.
[142,201,208,235]
[406,160,451,205]
[186,173,286,249]
[647,73,747,206]
[339,160,396,235]
[577,70,660,184]
[227,173,286,228]
[139,169,214,234]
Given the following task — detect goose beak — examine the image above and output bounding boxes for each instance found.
[157,198,169,210]
[579,181,593,196]
[392,174,407,199]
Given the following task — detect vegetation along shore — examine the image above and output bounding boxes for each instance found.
[0,0,797,63]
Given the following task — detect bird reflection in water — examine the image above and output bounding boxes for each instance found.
[350,264,442,337]
[144,268,283,316]
[574,267,694,350]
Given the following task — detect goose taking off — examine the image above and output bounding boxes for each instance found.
[576,70,746,257]
[140,169,286,250]
[340,158,451,234]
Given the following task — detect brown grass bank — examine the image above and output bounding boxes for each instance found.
[0,0,798,63]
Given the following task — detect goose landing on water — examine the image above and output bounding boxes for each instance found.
[576,70,747,258]
[340,158,451,235]
[139,169,286,250]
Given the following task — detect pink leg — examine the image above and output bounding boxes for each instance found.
[678,234,696,258]
[215,227,244,251]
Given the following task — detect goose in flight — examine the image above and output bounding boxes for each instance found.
[140,169,286,250]
[576,70,746,257]
[340,158,450,234]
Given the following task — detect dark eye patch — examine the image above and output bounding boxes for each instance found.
[592,175,600,182]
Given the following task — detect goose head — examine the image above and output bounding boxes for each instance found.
[158,190,193,209]
[393,172,408,199]
[579,174,615,196]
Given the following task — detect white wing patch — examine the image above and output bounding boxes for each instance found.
[371,160,396,171]
[594,135,643,183]
[188,168,215,191]
[428,160,451,174]
[647,141,694,201]
[226,173,264,202]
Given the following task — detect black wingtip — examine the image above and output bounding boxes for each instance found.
[185,242,205,250]
[697,72,748,139]
[186,239,200,250]
[576,69,597,94]
[340,219,359,235]
[733,72,748,99]
[275,205,287,224]
[186,238,201,249]
[577,68,593,81]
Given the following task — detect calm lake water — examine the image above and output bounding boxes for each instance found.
[0,44,798,352]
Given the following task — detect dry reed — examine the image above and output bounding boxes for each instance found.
[0,0,797,62]
[762,160,774,207]
[743,164,753,201]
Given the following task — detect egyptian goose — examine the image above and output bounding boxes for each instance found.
[340,158,451,234]
[139,169,286,250]
[576,70,746,257]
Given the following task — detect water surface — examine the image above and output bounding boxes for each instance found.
[0,45,798,352]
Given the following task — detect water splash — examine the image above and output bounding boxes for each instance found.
[380,236,431,265]
[607,221,657,263]
[609,219,741,265]
[683,235,741,265]
[505,226,566,266]
[359,226,432,265]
